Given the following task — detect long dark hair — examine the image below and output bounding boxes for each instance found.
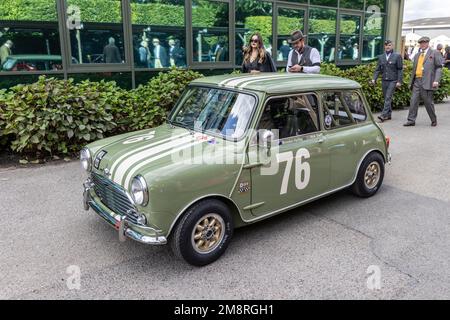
[243,32,266,64]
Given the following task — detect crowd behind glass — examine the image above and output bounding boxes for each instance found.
[0,0,395,74]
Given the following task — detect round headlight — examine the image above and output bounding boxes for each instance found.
[131,175,149,206]
[80,148,91,172]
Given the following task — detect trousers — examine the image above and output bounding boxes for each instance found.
[381,80,397,118]
[407,78,437,123]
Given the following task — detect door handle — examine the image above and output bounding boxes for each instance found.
[243,163,264,169]
[317,136,326,143]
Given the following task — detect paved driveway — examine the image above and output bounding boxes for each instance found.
[1,102,449,299]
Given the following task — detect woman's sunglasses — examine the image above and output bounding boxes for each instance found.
[251,39,259,43]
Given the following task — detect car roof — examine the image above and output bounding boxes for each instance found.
[7,55,62,60]
[191,73,361,94]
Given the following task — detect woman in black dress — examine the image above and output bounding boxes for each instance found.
[241,33,276,73]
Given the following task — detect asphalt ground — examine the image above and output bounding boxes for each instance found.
[1,101,449,299]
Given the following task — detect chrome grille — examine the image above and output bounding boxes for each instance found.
[91,173,139,224]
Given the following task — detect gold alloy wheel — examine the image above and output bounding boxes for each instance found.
[364,161,380,189]
[191,213,225,254]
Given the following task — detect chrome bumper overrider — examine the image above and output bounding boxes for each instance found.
[387,153,392,165]
[83,178,167,245]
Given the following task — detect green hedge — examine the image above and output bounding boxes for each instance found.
[0,69,202,157]
[325,61,450,111]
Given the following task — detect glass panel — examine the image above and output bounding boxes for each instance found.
[362,14,384,62]
[131,0,186,69]
[258,94,320,139]
[308,8,336,63]
[192,0,229,63]
[170,87,256,139]
[276,7,305,62]
[338,14,361,61]
[235,0,272,66]
[309,0,338,7]
[340,0,364,11]
[66,0,125,64]
[0,0,62,72]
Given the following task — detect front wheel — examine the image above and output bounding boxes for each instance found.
[351,152,385,198]
[170,199,234,266]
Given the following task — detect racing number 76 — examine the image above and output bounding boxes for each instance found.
[276,148,311,195]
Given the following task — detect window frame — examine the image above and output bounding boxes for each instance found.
[130,0,188,71]
[336,10,364,65]
[61,0,133,72]
[188,0,233,68]
[273,2,309,68]
[256,92,322,145]
[319,89,369,131]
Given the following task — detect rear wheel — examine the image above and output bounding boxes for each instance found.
[170,199,234,266]
[352,152,385,198]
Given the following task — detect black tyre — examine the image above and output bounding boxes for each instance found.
[170,199,234,266]
[351,152,385,198]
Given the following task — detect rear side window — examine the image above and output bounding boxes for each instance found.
[321,91,367,130]
[343,91,367,122]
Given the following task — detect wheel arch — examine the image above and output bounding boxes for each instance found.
[167,194,244,239]
[351,148,386,184]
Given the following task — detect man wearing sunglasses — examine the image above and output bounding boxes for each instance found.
[286,30,321,74]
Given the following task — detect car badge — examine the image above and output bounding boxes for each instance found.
[104,168,111,177]
[238,182,250,194]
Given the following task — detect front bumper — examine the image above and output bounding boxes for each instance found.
[83,179,167,245]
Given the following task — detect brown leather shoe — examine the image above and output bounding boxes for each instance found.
[403,121,415,127]
[431,121,437,127]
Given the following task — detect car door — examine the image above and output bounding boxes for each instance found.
[320,90,369,190]
[247,93,330,217]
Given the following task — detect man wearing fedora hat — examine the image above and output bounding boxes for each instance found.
[404,36,442,127]
[371,40,403,122]
[286,30,321,74]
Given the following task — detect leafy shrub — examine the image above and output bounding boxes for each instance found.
[2,76,120,155]
[121,68,203,131]
[1,68,202,156]
[0,89,12,148]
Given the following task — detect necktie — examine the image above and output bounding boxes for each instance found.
[416,51,425,78]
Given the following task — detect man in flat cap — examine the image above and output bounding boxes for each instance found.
[0,40,13,68]
[371,40,403,122]
[286,30,321,74]
[404,36,442,127]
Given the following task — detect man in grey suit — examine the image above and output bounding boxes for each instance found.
[404,36,443,127]
[371,40,403,122]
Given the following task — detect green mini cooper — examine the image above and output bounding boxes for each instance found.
[81,73,391,266]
